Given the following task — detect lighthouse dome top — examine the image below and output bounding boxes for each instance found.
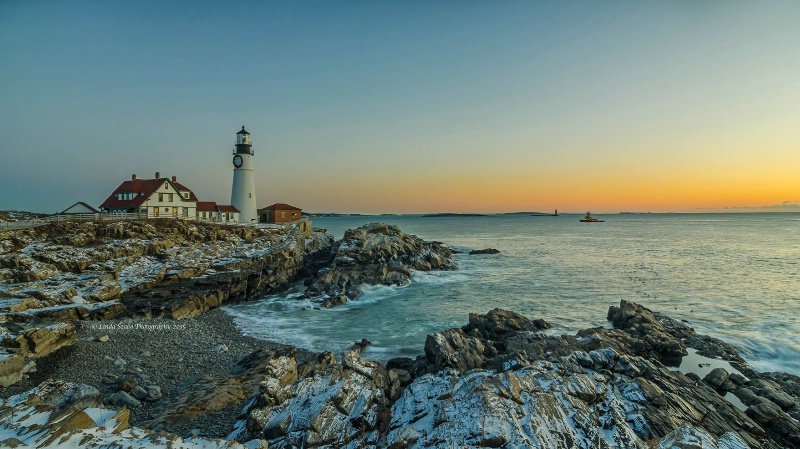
[237,126,250,135]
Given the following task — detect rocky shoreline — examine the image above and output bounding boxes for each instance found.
[0,308,310,438]
[1,220,798,448]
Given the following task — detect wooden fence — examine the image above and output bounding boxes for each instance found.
[0,213,297,230]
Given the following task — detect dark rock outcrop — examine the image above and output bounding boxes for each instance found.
[303,223,455,307]
[469,248,500,255]
[222,302,796,448]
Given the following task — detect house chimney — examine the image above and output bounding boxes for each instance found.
[155,171,160,179]
[132,174,137,181]
[172,175,177,182]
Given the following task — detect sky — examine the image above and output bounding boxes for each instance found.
[1,1,799,214]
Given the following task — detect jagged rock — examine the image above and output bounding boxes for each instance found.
[607,300,687,361]
[386,366,644,448]
[304,223,455,305]
[4,379,102,410]
[0,389,247,448]
[1,219,331,323]
[144,376,245,431]
[0,352,24,387]
[387,357,415,372]
[239,350,389,448]
[469,248,500,255]
[656,423,750,449]
[463,308,551,340]
[351,338,372,353]
[424,328,491,373]
[748,378,795,410]
[13,323,76,358]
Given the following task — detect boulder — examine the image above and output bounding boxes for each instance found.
[106,390,141,408]
[424,329,491,373]
[463,308,551,340]
[704,367,730,389]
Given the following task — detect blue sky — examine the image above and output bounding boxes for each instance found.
[2,1,799,213]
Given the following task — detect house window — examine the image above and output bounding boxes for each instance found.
[184,193,189,199]
[281,212,286,218]
[164,183,168,189]
[168,193,174,202]
[159,193,164,202]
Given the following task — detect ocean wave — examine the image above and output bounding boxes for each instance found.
[411,270,470,285]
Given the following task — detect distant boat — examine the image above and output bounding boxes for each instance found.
[580,211,604,222]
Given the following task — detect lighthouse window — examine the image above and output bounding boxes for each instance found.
[249,193,252,198]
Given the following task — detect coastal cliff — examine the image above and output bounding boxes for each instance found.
[1,221,798,448]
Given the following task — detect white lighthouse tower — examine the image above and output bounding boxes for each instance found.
[230,126,258,224]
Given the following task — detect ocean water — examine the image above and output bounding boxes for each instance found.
[224,213,800,375]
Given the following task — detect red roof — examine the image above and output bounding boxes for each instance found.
[196,201,218,212]
[100,177,198,210]
[217,205,239,213]
[259,203,301,212]
[173,181,199,201]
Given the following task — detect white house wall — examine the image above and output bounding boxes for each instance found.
[141,181,197,218]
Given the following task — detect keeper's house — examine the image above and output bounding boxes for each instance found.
[259,203,302,224]
[100,173,238,221]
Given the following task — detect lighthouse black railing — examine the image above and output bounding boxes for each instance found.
[233,147,254,155]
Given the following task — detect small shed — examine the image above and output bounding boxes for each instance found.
[259,203,302,224]
[61,202,100,215]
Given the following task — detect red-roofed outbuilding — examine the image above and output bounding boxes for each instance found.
[259,203,302,223]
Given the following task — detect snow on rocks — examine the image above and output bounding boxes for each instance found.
[0,219,317,319]
[0,380,249,449]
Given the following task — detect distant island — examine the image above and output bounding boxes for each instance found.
[304,213,373,217]
[422,213,488,217]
